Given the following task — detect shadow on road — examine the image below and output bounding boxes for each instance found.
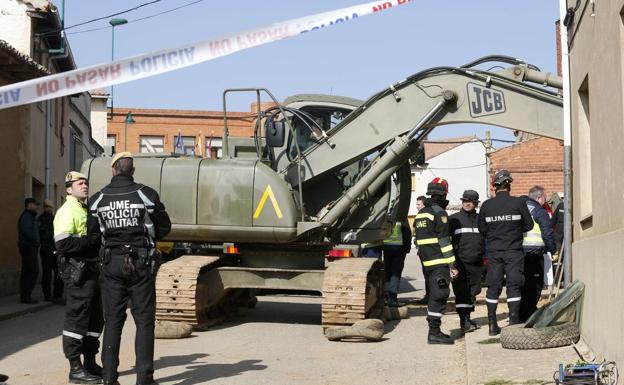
[154,356,267,385]
[0,306,63,360]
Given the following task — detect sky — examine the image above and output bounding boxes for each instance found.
[57,0,561,143]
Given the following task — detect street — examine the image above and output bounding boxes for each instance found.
[0,251,575,385]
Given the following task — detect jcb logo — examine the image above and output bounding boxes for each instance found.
[467,83,506,118]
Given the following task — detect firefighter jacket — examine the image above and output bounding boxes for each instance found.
[383,221,412,254]
[88,175,171,249]
[477,191,533,253]
[522,197,557,254]
[54,195,99,261]
[448,209,484,264]
[413,199,455,269]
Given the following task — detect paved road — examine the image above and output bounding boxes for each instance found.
[0,250,575,385]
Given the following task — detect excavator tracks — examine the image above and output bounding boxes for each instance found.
[321,258,384,328]
[155,255,222,325]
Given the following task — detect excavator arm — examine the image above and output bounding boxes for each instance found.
[279,56,563,241]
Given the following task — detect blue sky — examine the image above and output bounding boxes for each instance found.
[59,0,560,143]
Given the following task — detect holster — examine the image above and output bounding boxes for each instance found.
[116,245,160,277]
[62,258,85,285]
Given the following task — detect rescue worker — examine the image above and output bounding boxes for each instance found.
[54,171,104,384]
[448,190,484,333]
[415,195,429,305]
[551,200,565,254]
[414,178,457,345]
[478,170,533,336]
[382,219,412,307]
[519,186,557,322]
[89,152,171,385]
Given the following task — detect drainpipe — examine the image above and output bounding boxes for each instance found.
[559,0,573,286]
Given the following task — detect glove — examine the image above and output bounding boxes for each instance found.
[550,252,559,262]
[450,266,459,281]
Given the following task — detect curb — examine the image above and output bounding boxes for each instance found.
[0,302,55,322]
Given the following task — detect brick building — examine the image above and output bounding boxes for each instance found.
[487,137,564,198]
[107,107,258,157]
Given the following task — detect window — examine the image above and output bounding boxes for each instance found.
[140,136,165,153]
[182,136,195,155]
[205,137,223,158]
[577,75,592,229]
[107,135,117,154]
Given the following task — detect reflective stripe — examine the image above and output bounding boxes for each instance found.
[455,304,474,308]
[422,256,455,267]
[440,244,453,253]
[86,332,101,338]
[523,220,545,247]
[485,298,498,304]
[427,311,442,318]
[97,205,110,212]
[507,297,521,302]
[54,233,71,242]
[416,238,438,245]
[89,193,104,212]
[137,188,155,213]
[129,203,145,209]
[383,222,403,245]
[485,214,522,223]
[415,213,434,221]
[454,227,480,235]
[63,330,83,340]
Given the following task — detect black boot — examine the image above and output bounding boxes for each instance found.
[428,325,454,345]
[83,355,103,377]
[68,358,103,384]
[508,300,521,325]
[459,309,477,333]
[486,301,501,336]
[466,312,480,331]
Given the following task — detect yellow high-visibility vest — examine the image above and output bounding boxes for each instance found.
[523,219,545,247]
[383,222,403,245]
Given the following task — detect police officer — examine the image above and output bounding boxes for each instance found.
[382,219,412,307]
[89,152,171,385]
[478,170,533,336]
[449,190,484,333]
[54,171,103,384]
[414,177,457,345]
[519,186,557,322]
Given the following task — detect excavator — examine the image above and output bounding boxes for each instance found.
[82,55,564,330]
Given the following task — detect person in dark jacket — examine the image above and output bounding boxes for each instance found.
[414,178,458,345]
[18,197,41,304]
[551,201,564,253]
[55,171,104,384]
[39,199,63,302]
[478,170,533,335]
[382,219,412,307]
[89,152,171,385]
[519,186,557,322]
[449,190,484,333]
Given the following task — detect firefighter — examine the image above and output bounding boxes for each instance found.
[414,177,457,345]
[382,219,412,307]
[478,170,533,336]
[519,186,557,322]
[449,190,484,333]
[54,171,103,384]
[88,152,171,385]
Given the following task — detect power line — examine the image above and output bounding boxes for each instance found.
[425,163,486,170]
[66,0,207,36]
[64,0,162,30]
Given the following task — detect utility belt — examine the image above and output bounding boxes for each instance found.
[102,245,161,276]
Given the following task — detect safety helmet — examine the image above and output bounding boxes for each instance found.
[460,189,479,203]
[427,177,448,196]
[492,169,513,187]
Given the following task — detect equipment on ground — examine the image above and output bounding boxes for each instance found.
[554,362,618,385]
[82,55,564,332]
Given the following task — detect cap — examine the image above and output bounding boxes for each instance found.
[65,171,88,184]
[24,197,40,206]
[43,199,54,208]
[111,152,132,167]
[461,190,480,202]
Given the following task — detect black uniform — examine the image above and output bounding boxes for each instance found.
[414,199,455,328]
[519,197,556,322]
[18,208,40,302]
[478,190,533,323]
[39,211,62,301]
[449,209,484,317]
[551,202,564,252]
[89,175,171,385]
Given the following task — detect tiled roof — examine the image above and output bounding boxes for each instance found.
[0,39,50,80]
[424,136,477,160]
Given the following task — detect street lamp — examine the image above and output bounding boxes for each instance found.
[124,111,136,152]
[109,18,128,119]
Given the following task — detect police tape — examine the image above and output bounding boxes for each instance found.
[0,0,411,110]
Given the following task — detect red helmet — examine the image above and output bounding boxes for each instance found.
[427,177,449,196]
